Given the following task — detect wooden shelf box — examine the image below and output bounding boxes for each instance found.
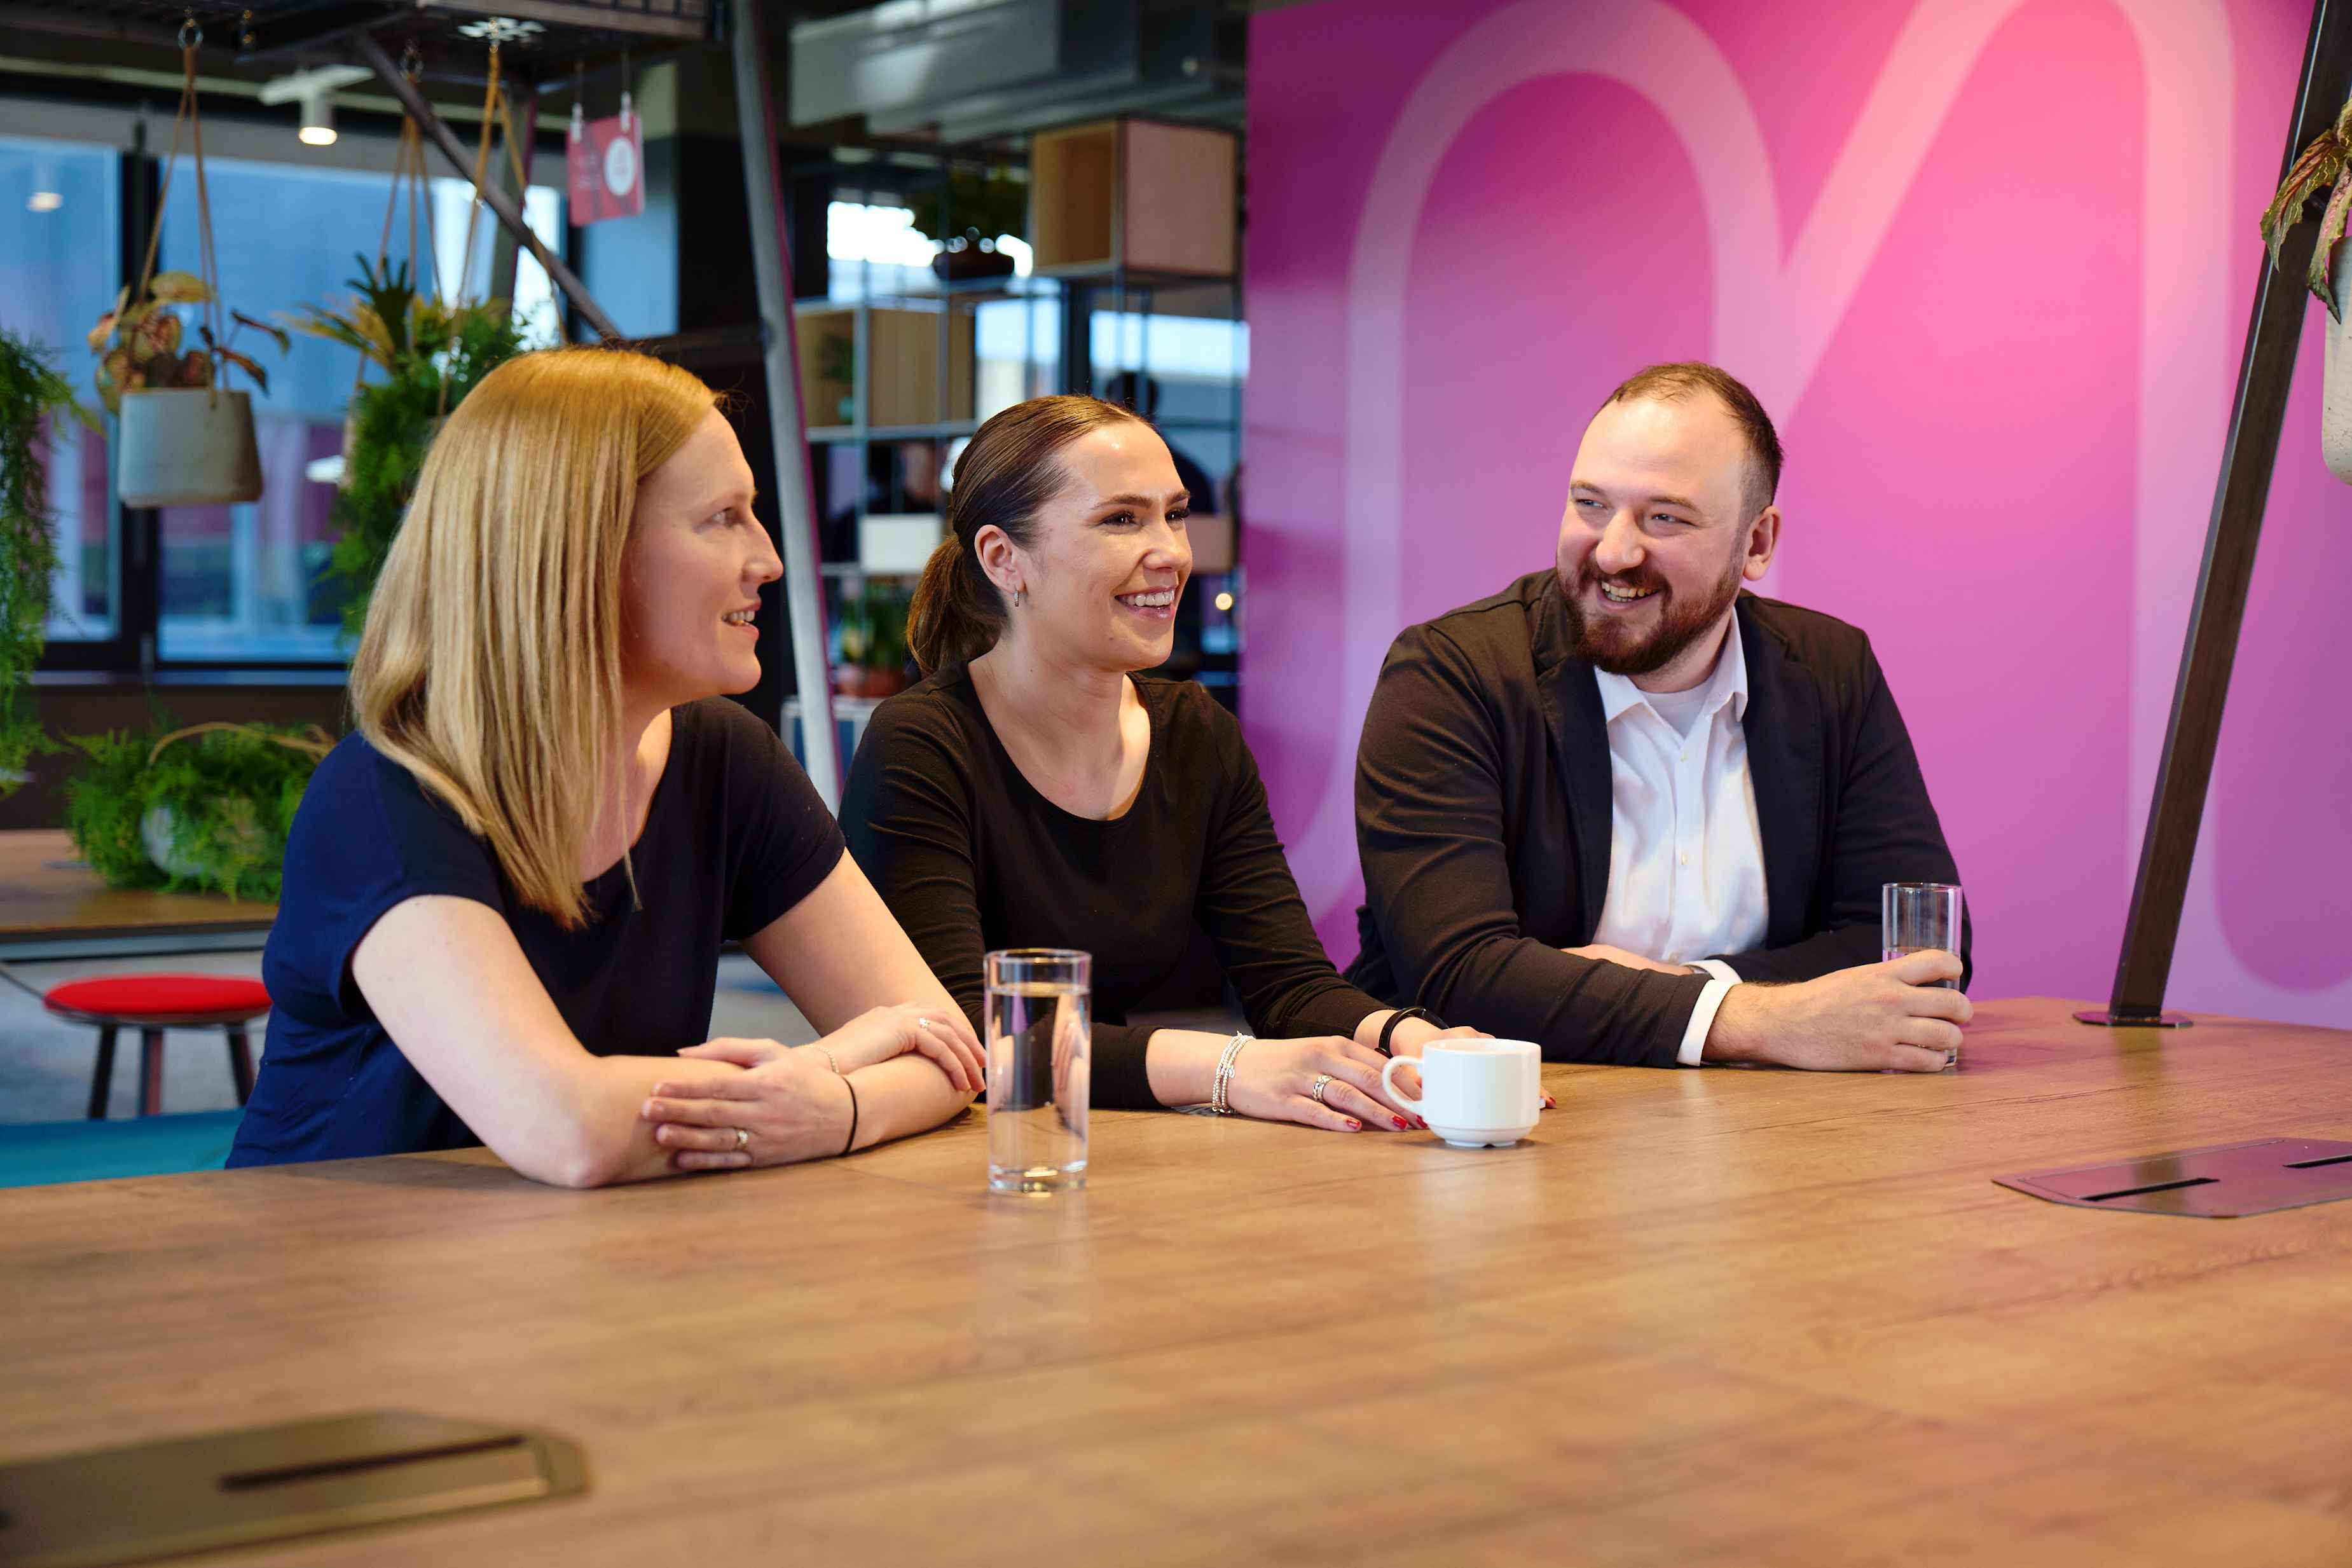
[1029,118,1237,279]
[795,306,976,430]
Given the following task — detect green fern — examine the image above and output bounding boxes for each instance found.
[61,720,333,901]
[0,326,96,793]
[328,303,527,640]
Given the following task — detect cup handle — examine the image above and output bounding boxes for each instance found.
[1380,1054,1426,1117]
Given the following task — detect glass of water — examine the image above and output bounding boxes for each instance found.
[984,948,1090,1194]
[1882,883,1964,981]
[1884,881,1963,1068]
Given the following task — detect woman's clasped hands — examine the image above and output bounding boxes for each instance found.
[641,1002,986,1172]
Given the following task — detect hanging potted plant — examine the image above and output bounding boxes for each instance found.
[88,269,286,506]
[87,20,287,508]
[284,254,526,638]
[2260,88,2352,484]
[0,325,95,792]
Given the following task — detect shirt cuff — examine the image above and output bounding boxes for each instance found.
[1689,958,1741,985]
[1675,974,1738,1067]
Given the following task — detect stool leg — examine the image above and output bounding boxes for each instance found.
[140,1028,165,1117]
[226,1027,254,1105]
[88,1025,118,1120]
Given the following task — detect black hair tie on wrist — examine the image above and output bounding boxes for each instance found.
[1377,1006,1434,1058]
[840,1077,861,1157]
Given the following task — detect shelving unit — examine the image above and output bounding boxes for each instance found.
[789,117,1246,723]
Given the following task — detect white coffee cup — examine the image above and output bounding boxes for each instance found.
[1380,1038,1542,1147]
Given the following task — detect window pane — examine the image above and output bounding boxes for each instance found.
[156,158,563,662]
[0,134,120,642]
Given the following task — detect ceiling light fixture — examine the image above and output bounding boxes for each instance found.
[298,86,336,146]
[27,191,62,212]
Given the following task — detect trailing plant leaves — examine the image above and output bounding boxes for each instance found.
[217,346,272,394]
[0,328,93,791]
[2309,174,2351,322]
[327,299,526,640]
[230,310,292,355]
[2260,136,2346,268]
[148,270,212,304]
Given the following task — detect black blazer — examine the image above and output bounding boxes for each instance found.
[1346,572,1968,1067]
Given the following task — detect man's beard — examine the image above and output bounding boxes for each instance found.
[1555,547,1745,678]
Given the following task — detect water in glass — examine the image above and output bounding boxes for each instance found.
[986,980,1089,1193]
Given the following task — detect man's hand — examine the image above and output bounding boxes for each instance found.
[1705,951,1970,1071]
[1561,942,1692,975]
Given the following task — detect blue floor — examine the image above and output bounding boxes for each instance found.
[0,1110,242,1188]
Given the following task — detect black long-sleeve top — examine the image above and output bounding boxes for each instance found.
[842,670,1385,1108]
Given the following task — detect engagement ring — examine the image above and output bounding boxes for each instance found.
[1310,1073,1334,1104]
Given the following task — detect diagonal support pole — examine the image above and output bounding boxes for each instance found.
[354,31,621,343]
[2084,0,2352,1027]
[728,0,840,806]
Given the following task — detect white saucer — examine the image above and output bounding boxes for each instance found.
[1428,1123,1535,1148]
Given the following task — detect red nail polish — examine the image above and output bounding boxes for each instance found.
[1346,1118,1362,1131]
[1393,1116,1408,1130]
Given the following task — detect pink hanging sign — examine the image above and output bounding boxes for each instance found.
[567,96,643,224]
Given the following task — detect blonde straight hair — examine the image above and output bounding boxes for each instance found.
[350,347,717,928]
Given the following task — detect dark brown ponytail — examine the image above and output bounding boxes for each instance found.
[906,394,1146,674]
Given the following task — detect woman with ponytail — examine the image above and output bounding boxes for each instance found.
[229,348,982,1184]
[804,395,1500,1134]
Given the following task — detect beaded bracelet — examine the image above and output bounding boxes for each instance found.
[1210,1032,1253,1115]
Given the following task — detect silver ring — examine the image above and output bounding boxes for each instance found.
[732,1127,749,1152]
[1310,1073,1334,1104]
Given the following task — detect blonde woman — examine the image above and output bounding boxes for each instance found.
[798,395,1513,1135]
[228,348,982,1185]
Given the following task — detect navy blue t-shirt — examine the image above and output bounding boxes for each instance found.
[228,698,846,1167]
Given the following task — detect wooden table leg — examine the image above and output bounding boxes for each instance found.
[139,1029,165,1117]
[86,1025,118,1120]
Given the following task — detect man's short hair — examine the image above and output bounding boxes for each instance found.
[1605,362,1782,519]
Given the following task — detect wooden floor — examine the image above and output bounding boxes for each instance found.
[5,996,2351,1565]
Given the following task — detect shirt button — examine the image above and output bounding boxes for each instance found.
[1679,853,1689,866]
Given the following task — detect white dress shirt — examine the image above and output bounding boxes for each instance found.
[1588,614,1768,1065]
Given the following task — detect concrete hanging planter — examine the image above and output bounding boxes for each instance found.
[116,387,264,507]
[2325,241,2352,485]
[90,36,282,511]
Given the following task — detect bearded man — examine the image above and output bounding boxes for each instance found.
[1347,363,1972,1071]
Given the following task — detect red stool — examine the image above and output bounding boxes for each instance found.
[39,975,272,1120]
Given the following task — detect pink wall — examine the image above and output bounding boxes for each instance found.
[1242,0,2352,1023]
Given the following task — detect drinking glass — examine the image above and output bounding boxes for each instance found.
[1884,881,1963,1069]
[1882,883,1964,982]
[984,948,1090,1193]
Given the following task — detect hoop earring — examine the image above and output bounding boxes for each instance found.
[1013,586,1027,609]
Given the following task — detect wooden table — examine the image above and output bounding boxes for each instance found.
[0,830,273,959]
[6,998,2352,1565]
